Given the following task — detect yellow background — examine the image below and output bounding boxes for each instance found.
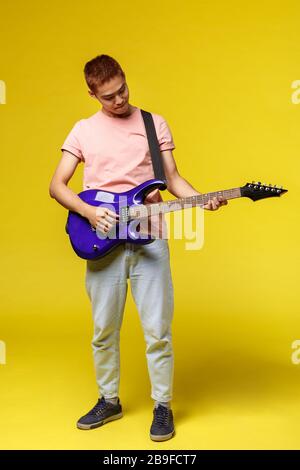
[0,0,299,450]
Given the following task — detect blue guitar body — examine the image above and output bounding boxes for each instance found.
[65,179,167,260]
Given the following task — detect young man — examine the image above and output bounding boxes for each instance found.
[49,54,227,442]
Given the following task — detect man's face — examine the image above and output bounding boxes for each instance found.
[88,74,130,117]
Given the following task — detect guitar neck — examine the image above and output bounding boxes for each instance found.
[129,187,242,219]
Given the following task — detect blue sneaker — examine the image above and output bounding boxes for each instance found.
[77,397,123,430]
[150,404,175,441]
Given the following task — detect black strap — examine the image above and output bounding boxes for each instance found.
[141,109,167,187]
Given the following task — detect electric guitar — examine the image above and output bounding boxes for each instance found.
[65,179,287,260]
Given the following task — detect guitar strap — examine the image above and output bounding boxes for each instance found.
[140,109,167,188]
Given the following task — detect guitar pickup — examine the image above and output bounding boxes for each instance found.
[119,206,129,223]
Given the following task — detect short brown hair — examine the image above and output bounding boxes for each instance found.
[84,54,125,94]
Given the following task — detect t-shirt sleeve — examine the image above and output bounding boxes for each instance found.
[157,117,175,152]
[60,121,84,162]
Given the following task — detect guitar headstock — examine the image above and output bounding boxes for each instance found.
[241,181,288,201]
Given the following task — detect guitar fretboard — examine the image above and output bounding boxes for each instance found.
[129,188,241,219]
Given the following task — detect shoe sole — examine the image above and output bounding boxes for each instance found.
[150,430,175,442]
[77,412,123,430]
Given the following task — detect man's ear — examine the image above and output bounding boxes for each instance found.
[88,90,96,99]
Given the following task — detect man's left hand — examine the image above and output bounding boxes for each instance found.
[203,196,228,211]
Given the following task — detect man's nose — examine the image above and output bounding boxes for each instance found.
[115,95,123,104]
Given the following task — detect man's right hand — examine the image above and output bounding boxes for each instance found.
[84,205,119,234]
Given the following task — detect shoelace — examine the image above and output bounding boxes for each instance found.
[90,397,108,417]
[154,405,170,426]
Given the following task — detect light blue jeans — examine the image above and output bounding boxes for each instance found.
[85,239,174,402]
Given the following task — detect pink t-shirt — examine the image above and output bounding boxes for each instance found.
[60,106,175,238]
